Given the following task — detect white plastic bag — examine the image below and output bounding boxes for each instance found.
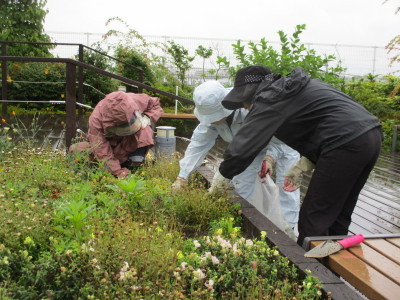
[252,175,296,241]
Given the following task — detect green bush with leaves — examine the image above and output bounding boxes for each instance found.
[343,74,400,150]
[217,24,345,87]
[6,62,65,109]
[114,45,155,92]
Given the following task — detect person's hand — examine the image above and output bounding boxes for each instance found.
[208,170,231,193]
[116,168,130,179]
[172,177,188,190]
[282,156,315,192]
[141,115,151,128]
[283,176,299,192]
[259,155,275,178]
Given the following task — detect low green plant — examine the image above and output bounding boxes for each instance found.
[0,143,328,299]
[0,124,14,160]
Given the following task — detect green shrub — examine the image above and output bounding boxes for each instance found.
[80,45,118,107]
[6,62,65,110]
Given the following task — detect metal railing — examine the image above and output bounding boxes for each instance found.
[1,40,147,111]
[0,54,193,150]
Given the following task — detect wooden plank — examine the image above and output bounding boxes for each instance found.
[388,237,400,247]
[358,194,400,220]
[363,239,400,265]
[348,242,400,285]
[357,200,400,231]
[348,222,373,235]
[361,185,400,204]
[161,112,197,119]
[351,212,392,234]
[325,248,400,300]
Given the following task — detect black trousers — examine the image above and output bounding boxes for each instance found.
[297,127,382,246]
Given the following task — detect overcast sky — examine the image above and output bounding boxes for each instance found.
[43,0,399,47]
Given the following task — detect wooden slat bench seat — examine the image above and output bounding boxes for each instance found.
[304,234,400,300]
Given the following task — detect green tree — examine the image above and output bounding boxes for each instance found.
[166,40,195,87]
[217,24,345,87]
[0,0,54,56]
[195,45,213,81]
[114,45,155,92]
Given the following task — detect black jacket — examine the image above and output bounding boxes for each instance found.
[219,67,382,179]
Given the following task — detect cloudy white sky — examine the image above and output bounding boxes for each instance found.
[43,0,399,47]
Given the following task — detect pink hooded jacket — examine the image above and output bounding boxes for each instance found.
[88,91,163,177]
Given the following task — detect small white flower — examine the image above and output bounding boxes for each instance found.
[193,240,201,248]
[245,239,254,247]
[193,268,206,280]
[180,262,188,270]
[211,256,220,265]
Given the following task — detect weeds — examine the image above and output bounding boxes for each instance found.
[0,144,327,299]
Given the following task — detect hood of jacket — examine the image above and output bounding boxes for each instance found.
[99,91,140,129]
[255,67,311,103]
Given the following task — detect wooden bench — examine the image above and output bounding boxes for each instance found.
[304,234,400,300]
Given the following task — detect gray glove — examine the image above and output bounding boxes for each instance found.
[208,170,231,193]
[172,177,188,190]
[283,156,315,191]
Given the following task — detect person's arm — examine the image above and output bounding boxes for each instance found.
[283,156,315,191]
[87,124,127,178]
[220,101,285,179]
[178,124,219,179]
[143,96,163,124]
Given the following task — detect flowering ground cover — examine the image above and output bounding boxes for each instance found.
[0,137,327,299]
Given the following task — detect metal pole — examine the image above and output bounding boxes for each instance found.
[1,43,8,116]
[372,46,377,75]
[65,63,77,151]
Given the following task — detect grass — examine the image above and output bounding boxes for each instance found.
[0,137,328,299]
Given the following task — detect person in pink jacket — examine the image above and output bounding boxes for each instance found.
[87,91,163,178]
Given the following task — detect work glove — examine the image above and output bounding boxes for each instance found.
[259,155,275,179]
[116,168,130,179]
[141,115,151,128]
[283,156,315,192]
[172,177,188,190]
[208,170,231,193]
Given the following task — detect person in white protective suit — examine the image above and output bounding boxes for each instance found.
[171,80,301,228]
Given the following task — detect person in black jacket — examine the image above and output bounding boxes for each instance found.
[219,65,382,246]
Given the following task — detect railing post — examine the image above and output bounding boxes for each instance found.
[1,43,8,116]
[138,70,143,93]
[65,62,77,151]
[392,125,399,153]
[78,44,84,117]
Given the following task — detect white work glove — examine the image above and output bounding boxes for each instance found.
[208,170,231,193]
[172,177,188,190]
[259,155,275,179]
[116,168,130,179]
[141,115,151,128]
[283,156,315,192]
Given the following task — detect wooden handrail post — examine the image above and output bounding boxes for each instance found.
[1,43,7,116]
[77,44,84,128]
[65,62,77,151]
[392,125,399,153]
[138,70,143,93]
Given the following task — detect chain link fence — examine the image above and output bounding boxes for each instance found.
[47,31,400,81]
